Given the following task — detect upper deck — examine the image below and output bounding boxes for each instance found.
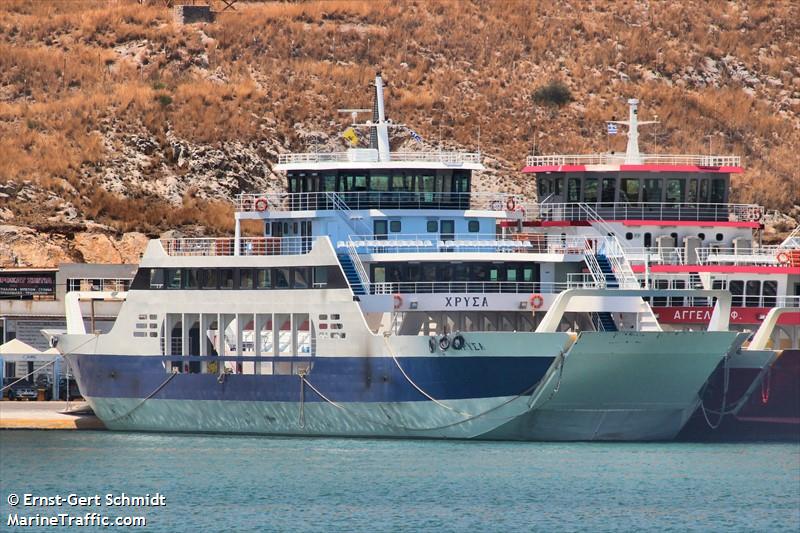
[276,150,483,171]
[523,153,742,174]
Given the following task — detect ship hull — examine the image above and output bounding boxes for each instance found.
[68,352,557,439]
[67,331,746,441]
[679,349,800,441]
[483,331,746,441]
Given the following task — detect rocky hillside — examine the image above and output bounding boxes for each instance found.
[1,0,799,266]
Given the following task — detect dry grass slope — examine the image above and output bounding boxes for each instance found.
[0,0,798,247]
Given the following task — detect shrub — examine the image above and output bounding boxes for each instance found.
[532,81,573,107]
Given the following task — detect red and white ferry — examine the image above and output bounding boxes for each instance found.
[519,98,800,439]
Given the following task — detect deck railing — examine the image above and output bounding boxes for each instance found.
[697,246,796,266]
[370,280,601,295]
[160,237,314,257]
[526,153,741,167]
[339,233,598,255]
[278,151,482,165]
[530,201,762,222]
[236,191,518,212]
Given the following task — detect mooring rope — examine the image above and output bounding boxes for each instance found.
[700,353,731,429]
[294,338,564,433]
[103,371,178,424]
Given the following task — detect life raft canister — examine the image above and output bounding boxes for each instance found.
[254,198,269,212]
[530,294,544,309]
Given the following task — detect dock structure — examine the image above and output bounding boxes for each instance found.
[0,401,105,430]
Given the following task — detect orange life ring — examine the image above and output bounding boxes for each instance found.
[530,294,544,309]
[776,252,790,265]
[393,294,403,309]
[254,198,268,212]
[506,198,516,211]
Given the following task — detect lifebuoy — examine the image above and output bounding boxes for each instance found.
[439,335,450,351]
[530,294,544,309]
[451,334,465,350]
[241,197,253,211]
[777,252,790,265]
[393,294,403,309]
[428,337,436,353]
[506,198,516,211]
[254,198,268,212]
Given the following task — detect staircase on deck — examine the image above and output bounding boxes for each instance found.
[337,253,367,295]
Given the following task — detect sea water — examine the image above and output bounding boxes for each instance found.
[1,431,798,532]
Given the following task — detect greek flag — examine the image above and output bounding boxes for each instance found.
[607,123,618,135]
[409,129,423,143]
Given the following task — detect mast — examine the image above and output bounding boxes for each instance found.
[373,72,391,162]
[607,98,657,165]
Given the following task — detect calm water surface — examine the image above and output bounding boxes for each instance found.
[1,431,798,532]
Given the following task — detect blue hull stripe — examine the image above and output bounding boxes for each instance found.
[72,354,555,403]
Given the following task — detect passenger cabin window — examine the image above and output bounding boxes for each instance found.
[389,220,402,233]
[426,220,438,232]
[220,269,234,289]
[468,220,480,232]
[256,269,271,289]
[275,268,290,289]
[239,269,254,289]
[166,268,181,289]
[202,269,217,289]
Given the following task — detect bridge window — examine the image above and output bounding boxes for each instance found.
[687,179,698,203]
[642,178,662,203]
[601,177,615,203]
[620,178,639,203]
[666,179,685,203]
[184,269,199,289]
[710,178,726,203]
[371,174,389,191]
[699,179,709,202]
[583,178,598,203]
[567,178,581,202]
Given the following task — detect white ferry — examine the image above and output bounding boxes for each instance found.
[521,98,800,439]
[53,75,760,441]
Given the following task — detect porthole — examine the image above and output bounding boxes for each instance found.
[698,233,705,240]
[625,232,633,240]
[716,233,724,242]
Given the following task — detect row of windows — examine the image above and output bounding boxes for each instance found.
[648,279,779,307]
[539,175,727,204]
[131,266,347,291]
[287,169,471,194]
[371,262,541,284]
